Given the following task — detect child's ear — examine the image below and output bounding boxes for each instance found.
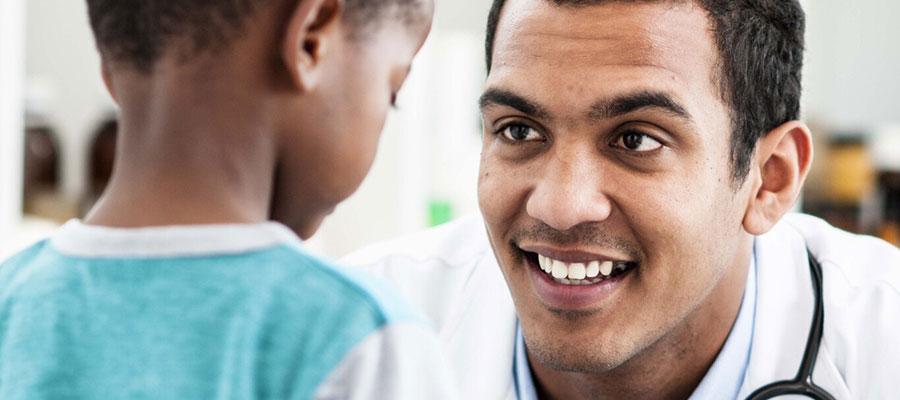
[743,121,814,235]
[281,0,344,92]
[101,62,118,103]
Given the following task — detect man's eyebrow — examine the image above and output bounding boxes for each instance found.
[589,91,692,122]
[479,89,550,119]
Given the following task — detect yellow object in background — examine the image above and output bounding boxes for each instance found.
[881,222,899,247]
[828,138,875,205]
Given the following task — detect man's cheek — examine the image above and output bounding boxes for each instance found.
[477,162,506,217]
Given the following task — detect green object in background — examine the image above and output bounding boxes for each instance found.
[428,200,454,227]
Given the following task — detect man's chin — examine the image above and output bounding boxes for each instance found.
[525,335,634,374]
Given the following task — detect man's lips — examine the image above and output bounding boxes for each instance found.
[518,244,636,264]
[518,245,638,310]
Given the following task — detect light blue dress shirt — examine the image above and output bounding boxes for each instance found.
[515,254,758,400]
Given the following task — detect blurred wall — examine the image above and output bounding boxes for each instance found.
[804,0,900,130]
[1,0,26,244]
[25,0,114,201]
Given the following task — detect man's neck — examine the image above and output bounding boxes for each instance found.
[530,246,752,400]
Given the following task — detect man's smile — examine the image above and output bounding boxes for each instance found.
[517,244,639,310]
[536,254,635,284]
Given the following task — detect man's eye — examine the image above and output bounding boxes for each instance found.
[614,131,663,152]
[499,124,542,142]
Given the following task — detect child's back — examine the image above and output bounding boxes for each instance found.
[0,0,449,398]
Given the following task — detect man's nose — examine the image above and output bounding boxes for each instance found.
[525,153,612,232]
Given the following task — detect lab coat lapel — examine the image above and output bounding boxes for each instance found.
[737,223,850,398]
[443,250,519,400]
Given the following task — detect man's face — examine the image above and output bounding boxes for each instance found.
[478,0,756,372]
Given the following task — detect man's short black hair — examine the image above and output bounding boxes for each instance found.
[485,0,805,184]
[87,0,422,74]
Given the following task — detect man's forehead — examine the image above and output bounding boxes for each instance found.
[492,0,712,68]
[486,0,720,119]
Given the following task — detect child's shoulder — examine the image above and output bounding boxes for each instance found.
[0,240,53,281]
[1,239,50,264]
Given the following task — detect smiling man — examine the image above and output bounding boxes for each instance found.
[344,0,900,399]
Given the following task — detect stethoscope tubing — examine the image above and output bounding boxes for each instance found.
[744,249,836,400]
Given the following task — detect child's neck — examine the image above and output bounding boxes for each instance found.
[85,161,273,228]
[85,72,279,229]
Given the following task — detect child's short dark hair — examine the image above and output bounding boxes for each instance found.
[86,0,423,73]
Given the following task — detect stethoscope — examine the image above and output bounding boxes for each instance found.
[744,250,836,400]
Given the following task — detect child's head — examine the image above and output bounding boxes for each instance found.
[86,0,433,237]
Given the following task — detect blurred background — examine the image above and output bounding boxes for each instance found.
[1,0,898,261]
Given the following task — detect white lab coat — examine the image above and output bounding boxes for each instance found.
[342,214,900,399]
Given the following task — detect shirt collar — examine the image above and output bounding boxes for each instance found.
[514,252,758,400]
[690,251,757,399]
[514,321,539,400]
[50,219,301,259]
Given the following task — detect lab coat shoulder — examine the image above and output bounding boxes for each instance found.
[746,213,900,399]
[788,214,900,398]
[341,215,491,271]
[341,215,496,328]
[782,213,900,287]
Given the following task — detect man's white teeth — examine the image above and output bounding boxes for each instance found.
[550,259,567,279]
[538,254,552,273]
[586,261,600,278]
[537,254,629,284]
[600,261,614,276]
[568,263,586,280]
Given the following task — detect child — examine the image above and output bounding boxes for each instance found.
[0,0,455,398]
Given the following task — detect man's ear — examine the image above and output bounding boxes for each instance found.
[743,121,814,235]
[281,0,344,92]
